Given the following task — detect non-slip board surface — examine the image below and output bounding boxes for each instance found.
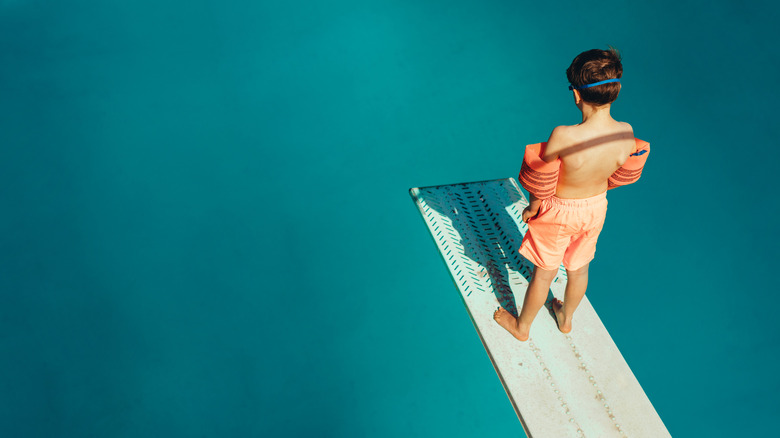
[410,178,669,438]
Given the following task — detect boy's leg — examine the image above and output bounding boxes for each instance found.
[494,265,557,341]
[553,263,589,333]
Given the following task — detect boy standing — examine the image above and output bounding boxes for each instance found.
[494,48,649,341]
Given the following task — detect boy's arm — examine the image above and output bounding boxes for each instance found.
[607,139,650,189]
[523,127,566,221]
[522,193,542,223]
[541,126,566,162]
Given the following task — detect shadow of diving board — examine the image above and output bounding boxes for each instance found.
[409,178,669,438]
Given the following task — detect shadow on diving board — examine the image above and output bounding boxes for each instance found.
[409,178,669,438]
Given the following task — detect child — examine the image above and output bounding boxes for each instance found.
[494,48,649,341]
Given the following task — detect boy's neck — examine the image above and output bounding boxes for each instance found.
[578,102,613,124]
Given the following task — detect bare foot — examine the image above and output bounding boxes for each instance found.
[552,299,572,334]
[493,306,530,341]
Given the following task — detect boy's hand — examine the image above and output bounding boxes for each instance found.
[523,194,542,223]
[522,205,540,223]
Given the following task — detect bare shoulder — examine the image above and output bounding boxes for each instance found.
[543,125,577,161]
[617,121,634,136]
[615,121,637,151]
[549,124,579,140]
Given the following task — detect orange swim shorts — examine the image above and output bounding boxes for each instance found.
[519,192,608,271]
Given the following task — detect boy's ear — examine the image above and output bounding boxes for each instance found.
[573,89,582,105]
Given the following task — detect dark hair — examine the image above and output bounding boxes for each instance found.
[566,48,622,105]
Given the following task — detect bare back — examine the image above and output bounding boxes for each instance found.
[543,119,636,199]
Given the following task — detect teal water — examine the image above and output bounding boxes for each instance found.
[1,1,779,436]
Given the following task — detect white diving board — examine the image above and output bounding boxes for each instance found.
[410,178,669,438]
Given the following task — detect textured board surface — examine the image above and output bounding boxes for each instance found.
[410,178,669,438]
